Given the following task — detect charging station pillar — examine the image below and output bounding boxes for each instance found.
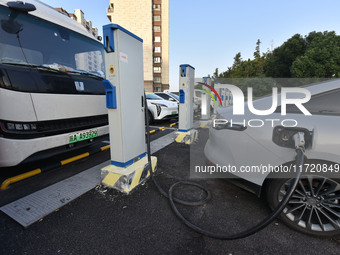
[213,82,220,115]
[101,24,157,194]
[201,77,211,120]
[175,64,198,144]
[227,89,233,106]
[222,88,227,107]
[213,93,218,115]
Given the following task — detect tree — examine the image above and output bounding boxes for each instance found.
[291,31,340,78]
[253,39,265,76]
[216,31,339,81]
[254,39,261,59]
[265,34,306,77]
[212,68,219,79]
[222,52,243,78]
[232,52,242,74]
[241,59,255,77]
[244,78,279,97]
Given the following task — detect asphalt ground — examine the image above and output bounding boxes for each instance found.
[1,120,340,254]
[0,124,174,206]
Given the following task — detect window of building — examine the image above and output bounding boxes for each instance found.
[154,47,161,53]
[154,86,161,92]
[153,16,161,21]
[153,4,161,10]
[154,67,162,73]
[154,36,161,42]
[153,26,161,32]
[154,57,161,63]
[154,76,161,83]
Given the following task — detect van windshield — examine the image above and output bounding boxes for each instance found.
[0,5,105,77]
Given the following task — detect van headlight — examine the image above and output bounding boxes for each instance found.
[6,122,37,131]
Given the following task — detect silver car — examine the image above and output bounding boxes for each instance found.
[204,79,340,236]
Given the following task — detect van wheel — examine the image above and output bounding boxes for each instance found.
[266,175,340,237]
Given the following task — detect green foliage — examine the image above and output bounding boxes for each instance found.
[213,31,340,79]
[243,78,280,97]
[291,31,340,78]
[265,34,306,77]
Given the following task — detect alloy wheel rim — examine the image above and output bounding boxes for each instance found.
[279,175,340,232]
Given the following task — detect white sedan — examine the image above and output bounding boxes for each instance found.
[204,79,340,237]
[145,93,178,123]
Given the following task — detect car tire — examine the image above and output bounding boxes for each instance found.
[147,110,154,124]
[266,175,340,237]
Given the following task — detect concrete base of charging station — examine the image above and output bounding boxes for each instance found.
[175,129,198,144]
[101,155,157,194]
[199,115,217,128]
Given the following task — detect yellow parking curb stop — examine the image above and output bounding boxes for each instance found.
[175,129,198,144]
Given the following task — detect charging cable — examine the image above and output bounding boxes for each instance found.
[145,92,306,239]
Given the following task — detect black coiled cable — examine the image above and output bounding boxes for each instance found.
[144,92,304,240]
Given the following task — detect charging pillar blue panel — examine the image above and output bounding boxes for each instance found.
[103,25,115,53]
[179,89,185,103]
[180,66,186,77]
[213,94,218,114]
[103,80,117,109]
[178,64,195,132]
[180,64,195,78]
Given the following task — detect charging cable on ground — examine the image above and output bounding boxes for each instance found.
[145,92,306,239]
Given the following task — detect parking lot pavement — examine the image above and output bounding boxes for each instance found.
[1,128,340,254]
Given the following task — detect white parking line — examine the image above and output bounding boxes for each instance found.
[150,131,175,154]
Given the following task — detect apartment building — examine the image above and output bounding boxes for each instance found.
[55,8,99,39]
[107,0,169,92]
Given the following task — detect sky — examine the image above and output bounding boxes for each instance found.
[41,0,340,91]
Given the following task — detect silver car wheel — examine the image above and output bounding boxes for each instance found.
[279,175,340,233]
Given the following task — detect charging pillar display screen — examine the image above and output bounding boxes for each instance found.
[103,24,145,166]
[201,77,211,120]
[178,64,195,132]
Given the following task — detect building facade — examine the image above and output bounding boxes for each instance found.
[54,7,103,74]
[107,0,169,92]
[56,8,99,39]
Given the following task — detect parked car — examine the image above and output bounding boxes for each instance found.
[204,79,340,237]
[163,90,179,96]
[155,92,180,103]
[145,93,178,123]
[156,91,199,113]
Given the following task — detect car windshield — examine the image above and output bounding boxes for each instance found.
[0,5,105,78]
[170,93,179,101]
[146,93,163,100]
